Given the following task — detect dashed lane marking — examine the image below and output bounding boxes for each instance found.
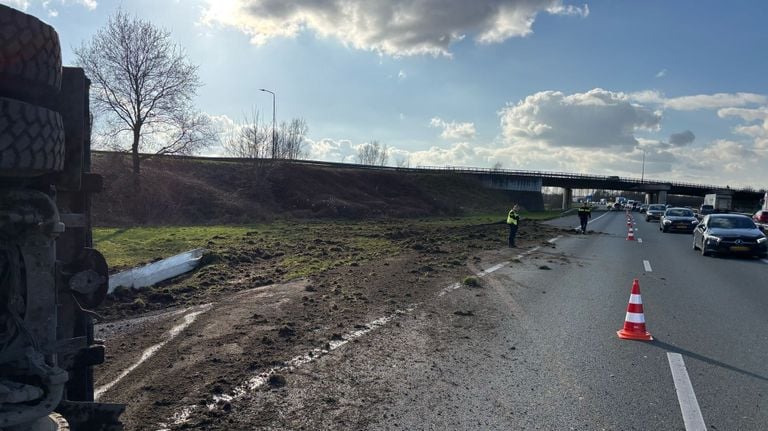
[667,353,707,431]
[637,238,643,244]
[643,260,653,272]
[548,236,562,243]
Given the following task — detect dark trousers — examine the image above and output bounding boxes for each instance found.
[579,216,589,233]
[508,224,518,247]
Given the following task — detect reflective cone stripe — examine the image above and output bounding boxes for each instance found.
[617,279,652,341]
[626,229,635,241]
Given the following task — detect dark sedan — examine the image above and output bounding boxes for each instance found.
[692,214,768,258]
[645,204,666,222]
[660,207,698,233]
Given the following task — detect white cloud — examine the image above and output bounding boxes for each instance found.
[499,88,661,150]
[664,93,766,111]
[655,69,667,78]
[429,117,477,140]
[201,0,588,57]
[304,138,357,163]
[718,107,768,150]
[1,0,97,12]
[1,0,30,10]
[397,70,407,80]
[631,91,767,111]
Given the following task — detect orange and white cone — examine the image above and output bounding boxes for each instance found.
[626,228,635,241]
[617,279,652,341]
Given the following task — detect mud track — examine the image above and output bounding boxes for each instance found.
[92,220,568,430]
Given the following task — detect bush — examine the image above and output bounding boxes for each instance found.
[462,276,479,287]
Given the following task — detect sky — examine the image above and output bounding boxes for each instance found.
[3,0,768,189]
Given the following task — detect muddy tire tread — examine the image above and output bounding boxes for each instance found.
[0,97,65,173]
[0,4,62,97]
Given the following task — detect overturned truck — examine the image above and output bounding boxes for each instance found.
[1,5,123,430]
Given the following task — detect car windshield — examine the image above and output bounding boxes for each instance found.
[649,205,665,211]
[708,217,756,229]
[666,209,693,217]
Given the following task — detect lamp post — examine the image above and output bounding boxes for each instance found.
[259,88,276,158]
[640,150,646,183]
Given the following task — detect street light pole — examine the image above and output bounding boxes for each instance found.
[259,88,276,158]
[641,150,646,183]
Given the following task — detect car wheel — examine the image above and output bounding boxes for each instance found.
[701,245,710,257]
[662,226,668,233]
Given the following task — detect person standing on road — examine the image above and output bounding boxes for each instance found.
[578,202,592,234]
[507,204,520,247]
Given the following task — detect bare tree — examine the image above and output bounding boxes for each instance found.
[276,118,308,160]
[223,109,270,159]
[394,155,410,168]
[75,10,213,179]
[492,161,503,171]
[224,112,308,161]
[357,140,388,166]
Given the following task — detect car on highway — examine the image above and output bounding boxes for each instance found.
[753,209,768,226]
[645,204,666,222]
[692,214,768,258]
[660,207,698,233]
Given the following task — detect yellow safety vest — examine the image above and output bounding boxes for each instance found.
[507,210,519,225]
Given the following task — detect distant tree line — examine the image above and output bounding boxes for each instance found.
[223,109,308,161]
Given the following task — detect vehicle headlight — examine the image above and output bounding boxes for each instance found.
[758,237,767,244]
[691,220,699,224]
[706,235,721,244]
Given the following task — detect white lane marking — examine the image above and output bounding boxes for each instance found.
[547,236,562,243]
[526,246,541,254]
[477,262,508,277]
[643,260,653,272]
[637,238,643,243]
[95,303,213,400]
[667,353,707,431]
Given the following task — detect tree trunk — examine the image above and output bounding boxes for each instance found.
[132,126,141,186]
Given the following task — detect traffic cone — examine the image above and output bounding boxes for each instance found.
[626,229,635,241]
[617,279,652,341]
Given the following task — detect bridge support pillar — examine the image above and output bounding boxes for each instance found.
[645,192,653,204]
[657,191,667,204]
[562,188,572,210]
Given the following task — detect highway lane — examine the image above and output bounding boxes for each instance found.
[360,210,768,430]
[534,210,768,429]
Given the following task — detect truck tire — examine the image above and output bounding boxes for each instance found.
[0,4,62,99]
[0,97,65,175]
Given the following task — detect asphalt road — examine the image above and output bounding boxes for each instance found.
[359,210,768,430]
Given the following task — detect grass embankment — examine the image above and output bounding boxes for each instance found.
[93,212,561,272]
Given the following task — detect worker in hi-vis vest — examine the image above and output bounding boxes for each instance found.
[577,202,592,234]
[507,204,520,248]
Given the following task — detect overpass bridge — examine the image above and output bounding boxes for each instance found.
[415,165,764,210]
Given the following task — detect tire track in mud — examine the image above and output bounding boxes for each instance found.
[158,243,543,430]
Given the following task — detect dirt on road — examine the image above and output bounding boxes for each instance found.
[93,219,571,430]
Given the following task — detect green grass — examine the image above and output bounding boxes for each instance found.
[93,213,555,274]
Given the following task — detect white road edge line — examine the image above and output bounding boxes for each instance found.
[643,260,652,272]
[667,352,707,431]
[637,238,643,244]
[547,235,562,243]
